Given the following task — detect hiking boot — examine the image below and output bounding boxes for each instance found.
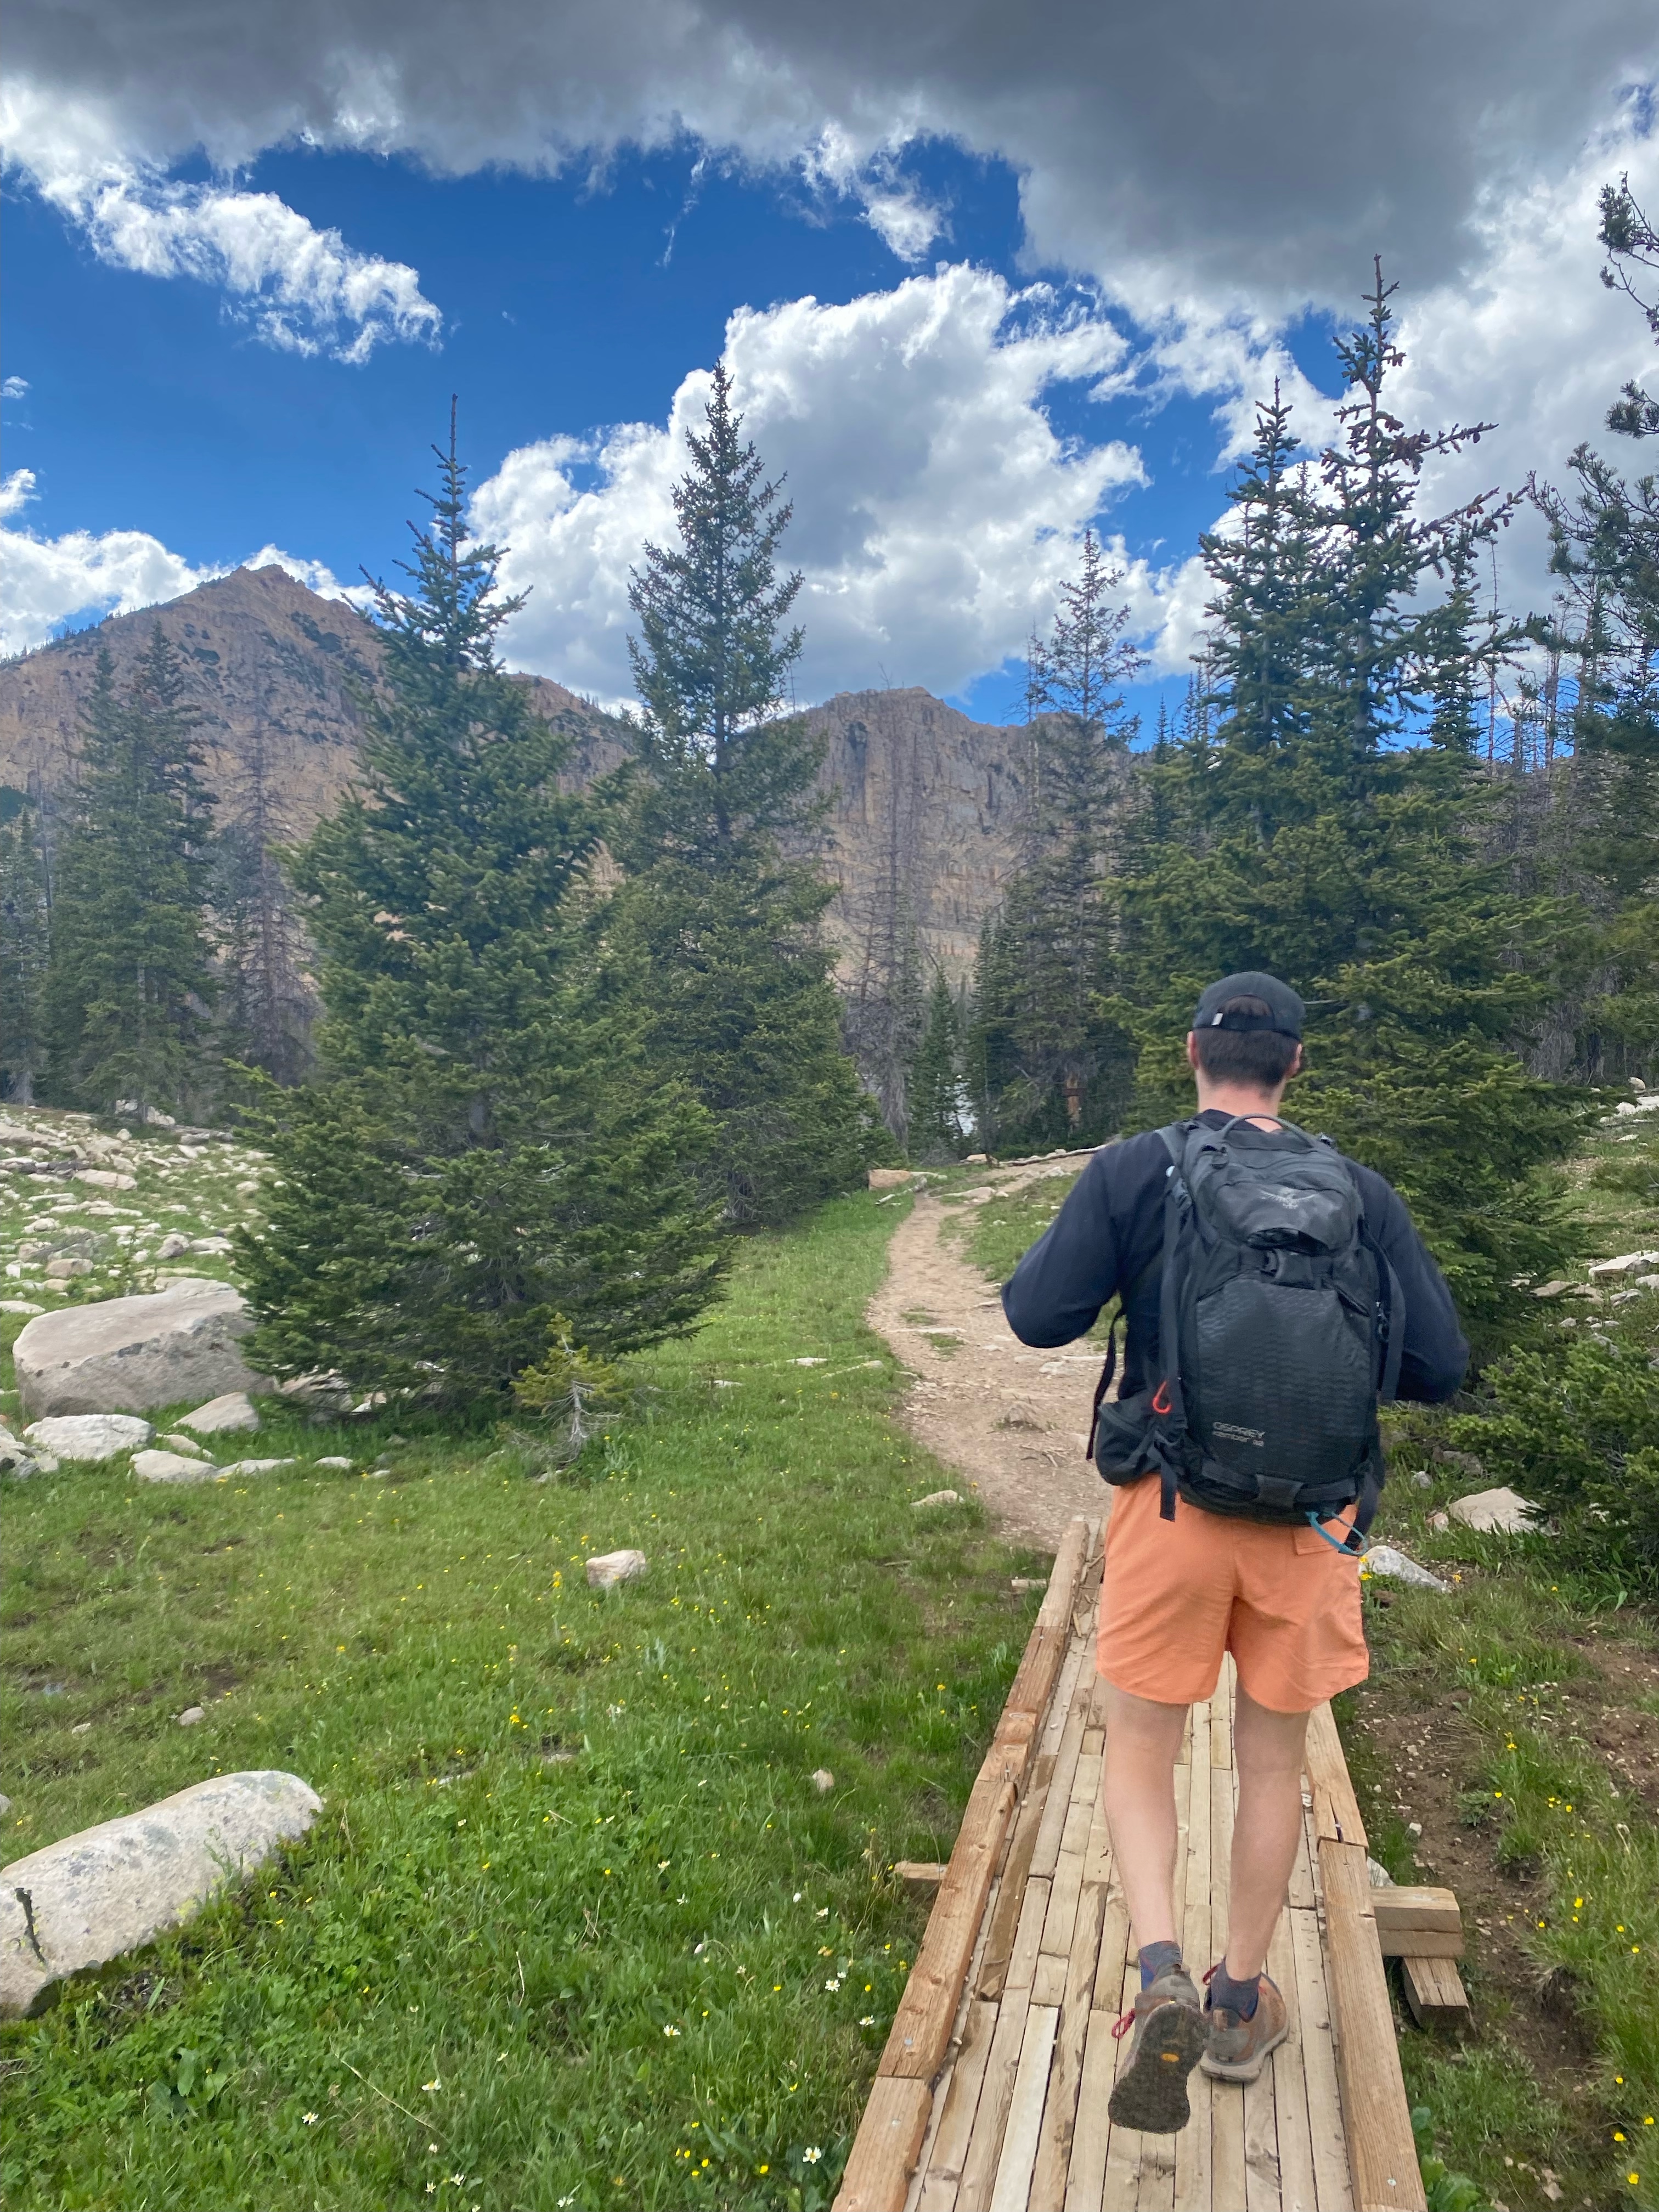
[1106,1963,1208,2134]
[1200,1970,1289,2082]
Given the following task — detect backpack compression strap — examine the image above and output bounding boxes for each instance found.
[1151,1126,1194,1521]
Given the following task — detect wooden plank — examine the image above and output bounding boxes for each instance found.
[1209,1762,1248,2212]
[1090,1667,1111,1728]
[1082,1802,1113,1891]
[906,2056,954,2212]
[1318,1837,1425,2211]
[1035,1517,1092,1635]
[1133,2121,1177,2212]
[1304,1703,1367,1850]
[917,2000,999,2212]
[1030,1881,1109,2211]
[1288,1900,1353,2212]
[834,2075,932,2212]
[1287,1796,1317,1912]
[979,1785,1051,2001]
[1243,1995,1283,2212]
[958,1998,1031,2212]
[1064,2010,1119,2212]
[1031,1697,1090,1880]
[1041,1794,1098,1960]
[1032,1953,1069,2006]
[1373,1888,1463,1957]
[1005,1878,1051,1996]
[1173,1698,1212,2212]
[1266,1905,1319,2212]
[1166,1750,1194,1985]
[989,2005,1059,2212]
[1400,1954,1470,2030]
[895,1861,947,1897]
[882,1758,1020,2080]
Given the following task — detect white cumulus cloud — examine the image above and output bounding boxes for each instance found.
[0,473,363,656]
[472,264,1195,704]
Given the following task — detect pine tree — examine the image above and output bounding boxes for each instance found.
[614,365,880,1223]
[972,532,1138,1152]
[1529,185,1659,1082]
[0,799,49,1104]
[1112,270,1589,1340]
[213,703,314,1088]
[907,970,969,1163]
[239,413,727,1408]
[41,635,217,1118]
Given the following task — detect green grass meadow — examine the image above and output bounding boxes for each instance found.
[1,1193,1047,2211]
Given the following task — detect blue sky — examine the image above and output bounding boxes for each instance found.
[3,0,1654,722]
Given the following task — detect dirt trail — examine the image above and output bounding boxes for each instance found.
[867,1155,1110,1549]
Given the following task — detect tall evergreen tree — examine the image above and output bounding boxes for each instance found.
[907,970,969,1163]
[240,415,726,1407]
[973,532,1138,1152]
[1526,179,1659,1082]
[614,366,880,1223]
[41,635,217,1118]
[1112,270,1588,1339]
[0,799,49,1104]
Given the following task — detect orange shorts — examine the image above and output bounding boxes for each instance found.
[1097,1474,1369,1714]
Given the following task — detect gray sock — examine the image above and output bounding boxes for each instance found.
[1138,1938,1183,1990]
[1211,1963,1261,2019]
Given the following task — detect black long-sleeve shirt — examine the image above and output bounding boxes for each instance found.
[1001,1114,1469,1404]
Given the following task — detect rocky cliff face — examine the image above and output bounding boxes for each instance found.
[0,566,1026,989]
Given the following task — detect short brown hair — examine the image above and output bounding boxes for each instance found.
[1190,997,1301,1089]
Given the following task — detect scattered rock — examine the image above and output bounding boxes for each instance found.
[1427,1510,1451,1533]
[586,1549,648,1589]
[1448,1486,1542,1536]
[1530,1280,1571,1299]
[74,1169,137,1191]
[71,1722,91,1736]
[810,1769,836,1793]
[22,1414,154,1463]
[179,1391,259,1436]
[1362,1545,1452,1593]
[235,1180,261,1196]
[0,1796,12,1818]
[160,1434,210,1456]
[189,1238,233,1256]
[1367,1857,1395,1889]
[0,1300,44,1317]
[12,1278,260,1419]
[911,1489,960,1509]
[45,1257,91,1280]
[217,1459,296,1477]
[277,1370,353,1413]
[867,1167,914,1190]
[963,1153,988,1165]
[1011,1576,1044,1592]
[1588,1248,1659,1277]
[0,1769,320,2018]
[1409,1470,1433,1489]
[996,1401,1045,1431]
[156,1233,191,1260]
[132,1449,221,1485]
[314,1457,354,1470]
[789,1356,827,1366]
[178,1707,205,1727]
[1432,1448,1485,1477]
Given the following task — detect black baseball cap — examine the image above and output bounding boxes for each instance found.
[1192,972,1304,1041]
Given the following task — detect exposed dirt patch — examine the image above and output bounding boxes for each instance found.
[867,1158,1108,1548]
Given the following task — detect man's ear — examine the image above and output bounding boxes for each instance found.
[1186,1032,1201,1071]
[1289,1043,1305,1080]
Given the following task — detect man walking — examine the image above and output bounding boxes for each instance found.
[1001,973,1467,2133]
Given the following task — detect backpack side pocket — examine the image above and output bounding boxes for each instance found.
[1092,1389,1159,1486]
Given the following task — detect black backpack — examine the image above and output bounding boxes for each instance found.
[1088,1115,1403,1552]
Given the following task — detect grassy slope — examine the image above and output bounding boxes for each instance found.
[1,1187,1048,2212]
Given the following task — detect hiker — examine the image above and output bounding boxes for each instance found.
[1001,972,1467,2134]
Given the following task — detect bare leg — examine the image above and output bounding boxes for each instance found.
[1224,1686,1310,1980]
[1099,1682,1189,1955]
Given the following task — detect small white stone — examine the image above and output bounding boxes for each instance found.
[1587,1248,1659,1277]
[178,1707,206,1727]
[810,1769,836,1793]
[0,1795,12,1817]
[75,1170,137,1191]
[1447,1487,1542,1536]
[180,1391,259,1436]
[71,1722,91,1736]
[24,1414,154,1462]
[585,1549,648,1589]
[235,1180,261,1196]
[1427,1510,1451,1532]
[1,1301,44,1317]
[1367,1857,1395,1888]
[911,1489,960,1509]
[314,1456,354,1469]
[156,1233,191,1260]
[1362,1545,1451,1593]
[160,1433,210,1455]
[132,1449,221,1485]
[216,1458,296,1477]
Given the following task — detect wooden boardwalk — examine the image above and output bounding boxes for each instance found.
[836,1520,1426,2212]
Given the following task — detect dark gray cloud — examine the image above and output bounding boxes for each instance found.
[5,0,1654,315]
